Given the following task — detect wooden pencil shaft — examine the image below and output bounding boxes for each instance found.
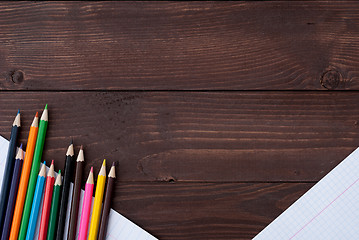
[67,160,84,240]
[1,156,23,240]
[55,154,74,240]
[18,113,48,240]
[0,119,20,236]
[98,177,115,240]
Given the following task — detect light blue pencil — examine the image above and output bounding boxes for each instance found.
[25,162,47,240]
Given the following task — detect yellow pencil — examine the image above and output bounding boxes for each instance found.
[88,159,106,240]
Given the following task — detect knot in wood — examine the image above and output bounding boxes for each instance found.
[11,70,24,84]
[320,69,342,90]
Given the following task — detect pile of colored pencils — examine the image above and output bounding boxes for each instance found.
[0,106,116,240]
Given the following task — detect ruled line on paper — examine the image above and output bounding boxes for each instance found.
[254,147,359,240]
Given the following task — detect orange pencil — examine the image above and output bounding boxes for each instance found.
[9,112,39,240]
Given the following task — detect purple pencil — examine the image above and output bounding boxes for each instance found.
[1,144,24,240]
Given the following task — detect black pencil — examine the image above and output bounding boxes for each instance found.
[1,144,24,240]
[67,145,85,240]
[0,110,20,236]
[98,162,117,240]
[55,141,75,240]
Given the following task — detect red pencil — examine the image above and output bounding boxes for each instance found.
[38,160,55,240]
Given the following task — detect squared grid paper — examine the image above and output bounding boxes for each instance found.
[254,147,359,240]
[0,135,157,240]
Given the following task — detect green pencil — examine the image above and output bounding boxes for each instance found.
[18,104,48,240]
[47,171,62,240]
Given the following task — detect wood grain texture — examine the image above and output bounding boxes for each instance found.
[1,3,357,238]
[0,1,358,90]
[0,92,357,182]
[114,182,313,240]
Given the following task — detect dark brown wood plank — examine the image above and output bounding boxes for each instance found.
[0,2,358,90]
[0,91,358,182]
[114,182,313,240]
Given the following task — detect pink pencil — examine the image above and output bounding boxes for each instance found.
[78,167,94,240]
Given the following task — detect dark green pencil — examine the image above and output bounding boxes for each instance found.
[47,171,62,240]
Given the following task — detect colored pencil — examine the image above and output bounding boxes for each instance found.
[67,146,85,240]
[1,145,24,240]
[78,168,94,240]
[38,160,55,240]
[9,112,39,240]
[19,105,48,240]
[98,162,116,240]
[88,160,107,240]
[25,162,47,240]
[0,110,21,236]
[46,170,62,240]
[55,141,74,240]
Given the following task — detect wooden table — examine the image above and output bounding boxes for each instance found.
[0,2,358,239]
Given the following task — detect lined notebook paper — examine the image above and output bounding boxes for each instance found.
[254,147,359,239]
[0,135,157,240]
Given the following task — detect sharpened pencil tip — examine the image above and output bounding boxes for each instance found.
[40,105,48,121]
[13,111,21,127]
[39,163,47,177]
[109,164,116,178]
[76,148,84,162]
[55,171,62,185]
[99,160,106,176]
[16,145,24,160]
[66,142,74,156]
[48,161,55,178]
[31,112,39,127]
[43,161,46,165]
[80,145,83,150]
[71,138,73,145]
[17,109,20,114]
[87,168,94,184]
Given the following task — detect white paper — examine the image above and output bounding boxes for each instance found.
[254,147,359,240]
[0,135,157,240]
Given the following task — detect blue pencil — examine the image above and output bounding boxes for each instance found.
[25,162,47,240]
[0,110,21,236]
[1,144,24,240]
